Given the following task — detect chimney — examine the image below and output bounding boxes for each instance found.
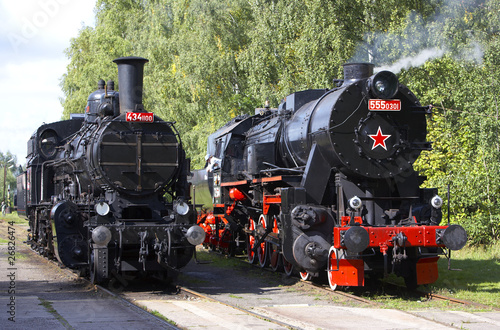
[113,56,149,114]
[342,63,374,82]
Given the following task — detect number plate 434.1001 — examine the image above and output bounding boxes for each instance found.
[368,99,401,111]
[126,112,154,122]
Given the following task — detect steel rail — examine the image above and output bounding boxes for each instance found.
[178,286,298,329]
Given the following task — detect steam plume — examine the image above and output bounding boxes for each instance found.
[351,0,485,73]
[375,48,446,73]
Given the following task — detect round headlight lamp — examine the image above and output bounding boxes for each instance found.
[95,201,110,216]
[369,71,399,99]
[431,195,443,209]
[92,226,112,247]
[349,196,363,210]
[185,225,206,245]
[176,200,190,216]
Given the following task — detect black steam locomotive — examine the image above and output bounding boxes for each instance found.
[17,57,205,284]
[190,63,467,289]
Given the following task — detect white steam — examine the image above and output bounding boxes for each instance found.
[352,0,485,73]
[375,48,446,73]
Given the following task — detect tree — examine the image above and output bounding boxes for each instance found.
[59,0,500,244]
[400,0,500,244]
[0,152,18,207]
[146,0,256,167]
[60,0,141,118]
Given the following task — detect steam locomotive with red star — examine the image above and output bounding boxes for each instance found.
[190,63,467,289]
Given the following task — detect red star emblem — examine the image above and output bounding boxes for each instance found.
[369,126,391,150]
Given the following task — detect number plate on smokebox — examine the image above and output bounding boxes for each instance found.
[368,99,401,111]
[126,112,154,122]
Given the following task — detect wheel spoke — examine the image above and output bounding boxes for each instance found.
[257,215,268,268]
[247,218,257,264]
[266,215,279,271]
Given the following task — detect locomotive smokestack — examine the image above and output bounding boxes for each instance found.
[113,56,149,114]
[343,63,374,82]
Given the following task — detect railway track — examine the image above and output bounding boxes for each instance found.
[420,291,500,311]
[233,247,499,312]
[177,286,296,329]
[94,250,461,330]
[8,220,500,329]
[0,221,178,329]
[113,280,459,330]
[27,242,181,329]
[297,277,380,306]
[298,271,500,312]
[31,243,500,329]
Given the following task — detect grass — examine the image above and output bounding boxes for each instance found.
[150,310,178,326]
[429,242,500,308]
[194,248,244,269]
[38,298,73,329]
[1,211,28,225]
[362,242,500,310]
[197,242,500,310]
[0,212,28,244]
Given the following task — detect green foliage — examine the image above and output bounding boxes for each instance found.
[238,0,360,104]
[60,0,500,244]
[62,0,429,167]
[407,56,500,245]
[0,152,18,207]
[0,211,28,225]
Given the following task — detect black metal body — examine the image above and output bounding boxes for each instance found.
[17,57,199,284]
[190,63,467,288]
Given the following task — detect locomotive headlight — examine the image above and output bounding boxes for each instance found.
[431,195,443,209]
[95,201,110,216]
[175,200,190,216]
[349,196,363,210]
[185,225,206,245]
[92,226,112,247]
[369,71,399,99]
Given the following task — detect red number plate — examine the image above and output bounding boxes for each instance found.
[368,99,401,111]
[126,112,154,122]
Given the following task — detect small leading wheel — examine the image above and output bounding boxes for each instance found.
[246,217,257,264]
[257,215,268,268]
[89,249,98,284]
[89,248,108,285]
[300,271,312,281]
[327,246,342,291]
[283,257,294,276]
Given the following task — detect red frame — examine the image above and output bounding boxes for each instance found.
[333,225,447,250]
[330,225,445,287]
[263,194,281,215]
[204,176,445,288]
